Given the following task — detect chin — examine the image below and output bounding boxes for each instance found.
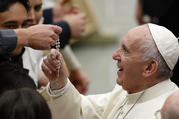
[116,78,123,85]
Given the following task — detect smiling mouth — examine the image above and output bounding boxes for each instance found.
[118,67,124,71]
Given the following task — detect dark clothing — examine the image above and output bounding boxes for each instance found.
[143,0,174,18]
[43,8,53,24]
[142,0,179,86]
[53,21,71,48]
[0,62,36,95]
[157,1,179,37]
[0,48,25,67]
[142,0,179,37]
[0,30,37,88]
[0,30,17,55]
[0,29,24,67]
[43,8,71,49]
[10,48,24,67]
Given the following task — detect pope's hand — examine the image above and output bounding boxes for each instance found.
[42,49,69,90]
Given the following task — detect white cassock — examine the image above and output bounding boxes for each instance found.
[41,79,178,119]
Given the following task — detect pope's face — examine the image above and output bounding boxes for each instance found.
[113,26,147,93]
[0,2,29,55]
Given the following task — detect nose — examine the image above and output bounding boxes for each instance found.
[112,50,121,61]
[28,9,36,25]
[18,25,22,29]
[19,26,22,29]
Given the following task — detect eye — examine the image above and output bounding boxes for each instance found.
[22,19,34,28]
[34,4,42,12]
[122,45,129,53]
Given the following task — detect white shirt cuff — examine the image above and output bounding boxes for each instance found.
[46,78,70,97]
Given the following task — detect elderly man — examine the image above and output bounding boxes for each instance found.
[158,91,179,119]
[42,23,179,119]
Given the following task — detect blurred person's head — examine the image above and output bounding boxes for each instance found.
[0,0,30,55]
[160,91,179,119]
[112,23,178,94]
[28,0,42,25]
[0,62,36,96]
[0,88,51,119]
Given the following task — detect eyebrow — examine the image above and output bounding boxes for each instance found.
[2,21,18,25]
[3,19,32,25]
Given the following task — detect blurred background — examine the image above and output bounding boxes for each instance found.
[70,0,138,94]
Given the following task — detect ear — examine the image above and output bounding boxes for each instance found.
[142,59,158,78]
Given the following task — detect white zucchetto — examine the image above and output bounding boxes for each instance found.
[148,23,179,70]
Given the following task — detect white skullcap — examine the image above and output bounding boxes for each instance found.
[148,23,179,70]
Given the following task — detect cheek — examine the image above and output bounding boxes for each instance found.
[35,11,42,23]
[123,60,142,80]
[126,65,142,77]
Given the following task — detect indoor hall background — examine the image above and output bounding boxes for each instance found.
[71,0,138,94]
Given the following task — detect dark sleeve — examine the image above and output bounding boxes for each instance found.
[54,21,71,49]
[43,8,53,24]
[142,0,174,17]
[0,30,17,55]
[43,8,71,48]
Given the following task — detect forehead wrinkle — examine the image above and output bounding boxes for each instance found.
[121,25,153,54]
[131,25,152,48]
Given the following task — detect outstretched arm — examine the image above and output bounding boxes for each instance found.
[41,49,110,119]
[15,24,62,50]
[0,24,62,56]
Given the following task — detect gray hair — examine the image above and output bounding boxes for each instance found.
[139,30,172,79]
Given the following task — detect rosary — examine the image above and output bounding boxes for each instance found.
[116,91,145,119]
[56,38,61,78]
[50,38,61,90]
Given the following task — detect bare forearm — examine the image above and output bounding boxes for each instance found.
[15,24,62,50]
[14,28,28,47]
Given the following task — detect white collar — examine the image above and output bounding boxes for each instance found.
[124,79,177,102]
